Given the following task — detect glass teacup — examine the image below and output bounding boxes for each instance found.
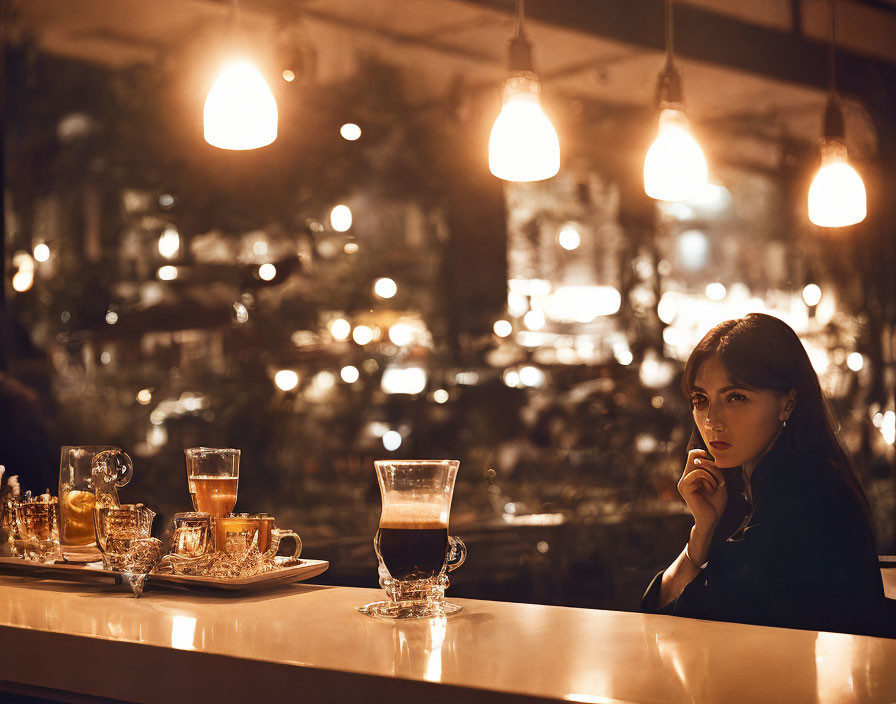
[94,503,156,570]
[170,512,213,557]
[15,497,60,563]
[214,513,302,562]
[358,460,466,619]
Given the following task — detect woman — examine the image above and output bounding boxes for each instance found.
[642,313,893,637]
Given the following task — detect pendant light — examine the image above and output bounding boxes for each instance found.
[488,0,560,182]
[643,0,708,201]
[807,0,866,227]
[204,0,278,150]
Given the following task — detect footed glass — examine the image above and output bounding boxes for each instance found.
[358,460,466,619]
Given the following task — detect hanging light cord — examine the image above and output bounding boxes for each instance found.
[515,0,525,39]
[828,0,837,98]
[665,0,674,67]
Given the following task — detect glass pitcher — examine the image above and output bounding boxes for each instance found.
[58,446,133,548]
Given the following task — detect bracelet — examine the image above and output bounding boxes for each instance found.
[685,543,708,570]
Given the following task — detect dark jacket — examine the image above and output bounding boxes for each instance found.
[642,441,894,638]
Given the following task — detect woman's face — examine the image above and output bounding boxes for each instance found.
[690,355,795,469]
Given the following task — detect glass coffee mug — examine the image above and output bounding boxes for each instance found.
[358,460,466,619]
[214,514,302,562]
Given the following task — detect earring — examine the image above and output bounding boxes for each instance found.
[782,419,787,428]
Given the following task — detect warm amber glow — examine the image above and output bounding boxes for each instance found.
[204,61,278,150]
[489,77,559,182]
[644,108,708,201]
[808,140,866,227]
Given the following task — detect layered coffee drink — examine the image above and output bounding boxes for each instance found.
[376,503,448,581]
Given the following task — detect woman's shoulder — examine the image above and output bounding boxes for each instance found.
[760,447,860,513]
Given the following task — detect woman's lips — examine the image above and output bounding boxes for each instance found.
[710,441,731,450]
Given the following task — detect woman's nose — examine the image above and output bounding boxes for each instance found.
[703,411,724,431]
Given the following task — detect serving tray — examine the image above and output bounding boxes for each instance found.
[0,555,329,592]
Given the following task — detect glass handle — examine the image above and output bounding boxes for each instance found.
[265,528,302,562]
[446,535,466,572]
[90,450,134,505]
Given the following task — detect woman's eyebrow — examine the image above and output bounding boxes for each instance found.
[691,384,750,393]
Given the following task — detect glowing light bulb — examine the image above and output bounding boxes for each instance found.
[803,284,822,307]
[274,370,299,391]
[374,277,397,299]
[330,205,352,232]
[808,140,866,227]
[33,243,50,262]
[382,430,402,451]
[705,283,726,301]
[330,318,351,341]
[558,226,580,251]
[12,270,33,292]
[489,77,559,182]
[493,320,512,338]
[340,123,361,141]
[158,226,180,259]
[352,325,373,345]
[158,266,178,281]
[204,61,277,150]
[258,263,277,281]
[388,323,413,346]
[340,366,360,383]
[644,108,708,201]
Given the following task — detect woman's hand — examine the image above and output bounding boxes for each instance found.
[678,449,727,530]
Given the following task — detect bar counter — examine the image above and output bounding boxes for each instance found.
[1,574,895,703]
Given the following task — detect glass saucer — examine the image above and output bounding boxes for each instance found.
[357,600,462,619]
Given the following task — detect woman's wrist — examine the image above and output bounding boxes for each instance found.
[687,524,714,567]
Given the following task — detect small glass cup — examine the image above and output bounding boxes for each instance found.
[15,497,60,563]
[184,448,239,518]
[358,460,466,619]
[171,512,213,557]
[94,503,156,570]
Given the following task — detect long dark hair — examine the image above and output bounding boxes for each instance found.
[682,313,871,520]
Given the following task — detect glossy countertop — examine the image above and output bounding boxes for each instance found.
[1,574,895,703]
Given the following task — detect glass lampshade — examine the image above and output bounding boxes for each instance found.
[808,139,866,227]
[204,61,278,150]
[644,107,708,201]
[489,77,560,182]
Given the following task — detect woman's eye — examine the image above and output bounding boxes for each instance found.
[691,395,708,409]
[726,393,746,403]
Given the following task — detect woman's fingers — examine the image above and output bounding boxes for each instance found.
[693,458,725,488]
[682,468,721,492]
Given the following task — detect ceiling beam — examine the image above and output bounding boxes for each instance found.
[460,0,896,122]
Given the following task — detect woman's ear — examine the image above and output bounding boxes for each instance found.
[781,389,797,421]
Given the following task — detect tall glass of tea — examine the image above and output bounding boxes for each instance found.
[184,448,239,518]
[358,460,466,619]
